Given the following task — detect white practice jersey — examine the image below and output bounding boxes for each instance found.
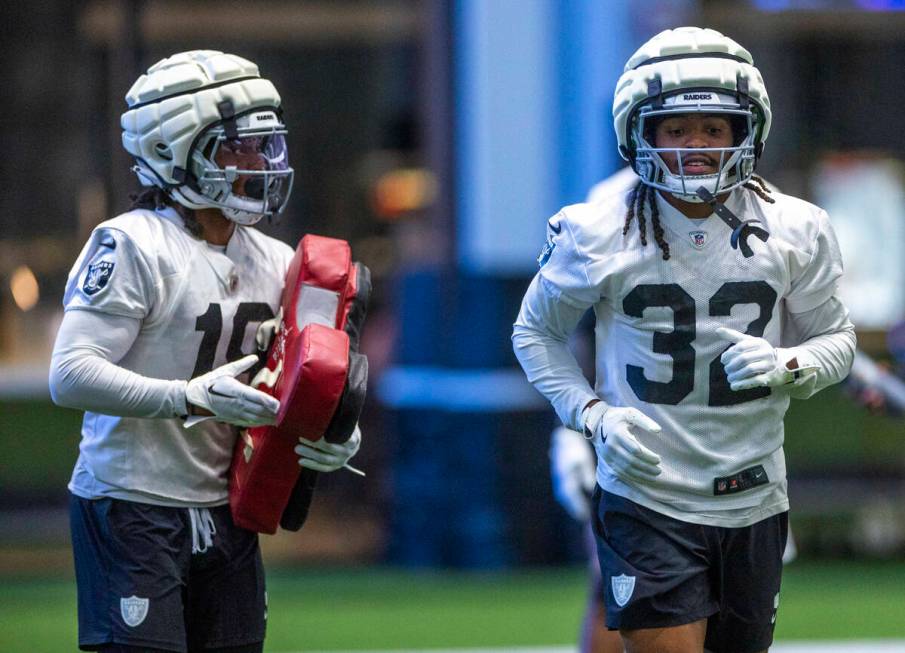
[516,186,851,526]
[62,207,293,506]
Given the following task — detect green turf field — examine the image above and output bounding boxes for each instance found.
[1,561,903,652]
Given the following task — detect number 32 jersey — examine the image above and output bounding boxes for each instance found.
[523,187,846,526]
[62,207,293,506]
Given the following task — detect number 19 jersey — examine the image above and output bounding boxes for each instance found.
[538,187,844,526]
[63,207,293,506]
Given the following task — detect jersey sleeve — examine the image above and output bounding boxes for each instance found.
[49,309,188,418]
[512,274,599,430]
[786,210,844,314]
[63,227,157,319]
[778,294,856,399]
[537,211,601,309]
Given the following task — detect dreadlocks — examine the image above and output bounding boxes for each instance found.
[742,175,776,204]
[622,175,776,260]
[622,181,671,260]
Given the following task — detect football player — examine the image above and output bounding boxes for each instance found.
[515,27,856,653]
[49,51,361,653]
[556,169,801,653]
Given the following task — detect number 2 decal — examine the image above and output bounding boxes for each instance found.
[622,281,777,406]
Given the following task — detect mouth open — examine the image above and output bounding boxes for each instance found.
[681,155,717,174]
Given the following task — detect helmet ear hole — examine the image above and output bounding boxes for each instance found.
[154,143,173,160]
[643,118,660,146]
[729,115,748,146]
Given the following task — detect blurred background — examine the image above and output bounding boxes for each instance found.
[1,0,904,650]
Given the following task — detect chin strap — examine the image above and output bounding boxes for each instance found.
[695,187,769,257]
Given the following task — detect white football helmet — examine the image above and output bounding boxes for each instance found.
[613,27,771,201]
[121,50,294,225]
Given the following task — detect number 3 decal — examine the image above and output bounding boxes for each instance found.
[623,281,777,406]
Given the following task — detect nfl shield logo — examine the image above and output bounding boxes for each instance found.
[120,595,149,627]
[611,574,636,607]
[689,231,707,249]
[83,261,114,295]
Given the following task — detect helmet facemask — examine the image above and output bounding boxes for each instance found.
[630,91,760,203]
[174,109,294,225]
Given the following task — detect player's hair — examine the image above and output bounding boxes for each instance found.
[743,175,776,204]
[622,175,775,260]
[623,182,671,260]
[129,187,204,238]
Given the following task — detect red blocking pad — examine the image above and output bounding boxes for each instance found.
[229,235,355,534]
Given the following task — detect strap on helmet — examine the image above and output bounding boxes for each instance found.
[647,78,664,110]
[217,100,240,141]
[696,187,770,258]
[736,75,750,110]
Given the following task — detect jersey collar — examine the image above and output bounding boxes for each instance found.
[654,188,748,250]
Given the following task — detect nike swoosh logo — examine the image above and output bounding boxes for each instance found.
[548,221,562,234]
[209,388,237,400]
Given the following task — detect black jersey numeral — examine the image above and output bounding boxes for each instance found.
[227,303,275,362]
[708,281,778,406]
[191,302,275,376]
[623,284,696,405]
[623,281,777,406]
[192,303,222,377]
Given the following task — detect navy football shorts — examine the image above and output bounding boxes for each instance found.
[592,488,787,653]
[69,494,266,652]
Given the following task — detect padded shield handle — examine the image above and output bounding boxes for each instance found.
[323,352,369,444]
[279,467,319,531]
[343,262,371,352]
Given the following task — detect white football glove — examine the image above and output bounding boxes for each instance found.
[550,426,596,522]
[184,354,280,428]
[255,309,282,353]
[295,424,362,473]
[717,327,819,391]
[584,401,662,481]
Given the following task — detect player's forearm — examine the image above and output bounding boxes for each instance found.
[49,309,188,418]
[780,296,857,399]
[512,276,598,429]
[779,328,855,398]
[50,351,188,418]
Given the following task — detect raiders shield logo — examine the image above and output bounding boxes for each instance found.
[120,595,149,627]
[611,574,636,607]
[537,239,555,268]
[83,261,115,295]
